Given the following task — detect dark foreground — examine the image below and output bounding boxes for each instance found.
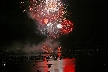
[0,52,107,72]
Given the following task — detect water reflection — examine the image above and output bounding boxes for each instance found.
[1,53,76,72]
[32,54,76,72]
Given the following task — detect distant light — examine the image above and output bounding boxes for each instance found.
[88,53,90,55]
[96,49,98,51]
[23,10,26,12]
[21,2,24,4]
[3,63,6,66]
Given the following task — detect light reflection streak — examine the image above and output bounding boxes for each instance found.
[32,54,76,72]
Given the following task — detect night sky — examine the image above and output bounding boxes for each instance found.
[0,0,107,51]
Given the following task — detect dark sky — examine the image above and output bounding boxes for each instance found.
[0,0,107,51]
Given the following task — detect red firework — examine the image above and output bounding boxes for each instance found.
[61,20,74,34]
[20,0,74,38]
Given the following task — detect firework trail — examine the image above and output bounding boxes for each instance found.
[20,0,74,53]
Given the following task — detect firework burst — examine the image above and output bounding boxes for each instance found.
[21,0,73,38]
[20,0,74,53]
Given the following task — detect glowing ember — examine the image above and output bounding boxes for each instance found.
[44,18,49,24]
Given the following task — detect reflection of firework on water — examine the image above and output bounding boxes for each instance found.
[20,0,74,38]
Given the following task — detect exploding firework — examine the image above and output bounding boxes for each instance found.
[21,0,74,38]
[61,20,74,34]
[20,0,74,53]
